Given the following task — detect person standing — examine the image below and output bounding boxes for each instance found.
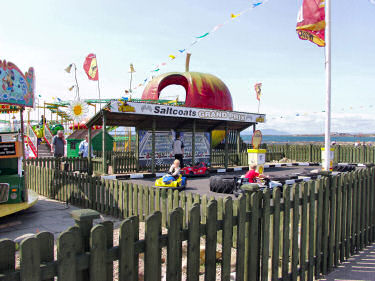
[52,130,66,157]
[79,136,94,158]
[172,133,184,168]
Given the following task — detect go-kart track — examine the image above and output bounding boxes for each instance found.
[123,165,320,198]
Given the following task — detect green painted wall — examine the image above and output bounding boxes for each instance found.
[67,132,114,158]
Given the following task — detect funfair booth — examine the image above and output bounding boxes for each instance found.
[86,100,265,174]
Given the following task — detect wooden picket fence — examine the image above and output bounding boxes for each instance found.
[1,166,373,280]
[265,143,375,164]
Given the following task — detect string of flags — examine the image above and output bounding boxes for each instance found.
[130,0,268,92]
[268,104,375,120]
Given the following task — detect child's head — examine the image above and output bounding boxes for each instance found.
[174,159,180,167]
[250,164,257,170]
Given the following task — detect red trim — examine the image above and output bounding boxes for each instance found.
[24,136,37,157]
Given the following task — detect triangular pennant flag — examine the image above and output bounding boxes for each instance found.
[231,13,240,19]
[196,32,209,39]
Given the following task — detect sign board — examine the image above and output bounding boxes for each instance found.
[110,101,266,123]
[0,60,35,107]
[0,142,17,156]
[251,130,263,149]
[138,130,210,168]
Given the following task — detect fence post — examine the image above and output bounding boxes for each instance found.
[224,123,228,169]
[70,209,100,252]
[102,113,107,174]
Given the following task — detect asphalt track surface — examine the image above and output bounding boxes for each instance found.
[124,166,319,198]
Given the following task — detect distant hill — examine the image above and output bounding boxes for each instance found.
[242,129,290,136]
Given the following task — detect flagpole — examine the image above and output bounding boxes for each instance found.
[97,79,102,109]
[324,0,331,171]
[257,99,261,113]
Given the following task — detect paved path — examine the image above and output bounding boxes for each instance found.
[320,244,375,281]
[0,196,121,241]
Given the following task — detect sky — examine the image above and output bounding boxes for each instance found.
[0,0,374,134]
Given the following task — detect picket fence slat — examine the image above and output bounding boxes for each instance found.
[205,200,218,281]
[282,185,291,281]
[144,211,162,281]
[291,185,299,281]
[167,208,183,281]
[90,225,107,281]
[221,197,233,281]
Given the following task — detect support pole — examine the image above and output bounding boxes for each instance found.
[323,0,332,171]
[192,120,196,166]
[88,126,92,175]
[151,119,156,174]
[209,130,213,167]
[236,130,241,166]
[102,113,107,174]
[20,107,28,201]
[135,128,139,172]
[224,122,228,169]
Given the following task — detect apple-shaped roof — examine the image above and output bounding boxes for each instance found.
[141,71,233,111]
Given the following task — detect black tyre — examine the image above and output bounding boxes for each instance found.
[209,176,221,192]
[222,179,235,194]
[209,176,235,194]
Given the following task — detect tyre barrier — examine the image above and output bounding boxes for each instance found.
[209,176,236,194]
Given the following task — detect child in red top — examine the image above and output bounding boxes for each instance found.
[244,164,260,183]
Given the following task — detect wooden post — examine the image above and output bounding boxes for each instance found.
[102,113,107,174]
[20,107,28,201]
[224,122,228,169]
[209,130,213,167]
[192,120,196,166]
[152,119,156,174]
[236,130,240,166]
[135,128,140,172]
[88,126,92,175]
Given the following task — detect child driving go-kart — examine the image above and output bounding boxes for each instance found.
[168,159,181,179]
[155,159,187,189]
[244,164,265,183]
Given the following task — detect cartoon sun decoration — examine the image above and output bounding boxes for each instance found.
[68,99,88,122]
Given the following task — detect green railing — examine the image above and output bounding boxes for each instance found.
[2,166,374,280]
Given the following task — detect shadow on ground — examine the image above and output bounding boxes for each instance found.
[320,243,375,281]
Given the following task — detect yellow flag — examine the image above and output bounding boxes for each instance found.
[231,13,240,19]
[169,55,176,60]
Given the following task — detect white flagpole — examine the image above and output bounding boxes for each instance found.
[324,0,331,171]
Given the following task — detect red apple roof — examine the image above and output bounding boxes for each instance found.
[141,72,233,111]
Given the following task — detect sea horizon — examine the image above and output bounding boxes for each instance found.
[241,134,375,144]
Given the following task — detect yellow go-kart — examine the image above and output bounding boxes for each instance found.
[155,174,187,190]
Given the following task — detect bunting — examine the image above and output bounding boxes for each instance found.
[129,0,268,92]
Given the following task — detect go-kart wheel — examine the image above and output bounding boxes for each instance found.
[204,170,210,177]
[189,171,194,176]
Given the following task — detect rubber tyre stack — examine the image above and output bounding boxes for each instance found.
[209,176,236,194]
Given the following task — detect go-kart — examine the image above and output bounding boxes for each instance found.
[155,174,187,190]
[181,162,209,177]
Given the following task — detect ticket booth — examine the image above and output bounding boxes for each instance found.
[247,130,266,173]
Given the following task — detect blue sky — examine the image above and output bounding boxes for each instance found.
[1,0,374,133]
